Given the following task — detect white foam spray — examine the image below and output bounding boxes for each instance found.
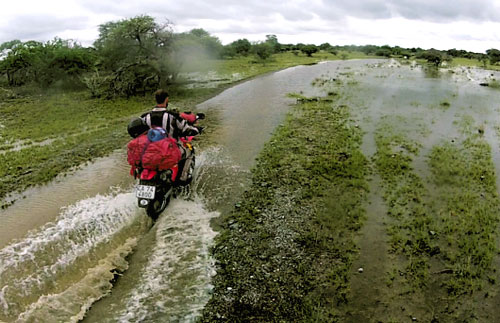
[118,198,219,322]
[0,191,148,321]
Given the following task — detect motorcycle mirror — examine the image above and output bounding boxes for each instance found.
[196,113,206,120]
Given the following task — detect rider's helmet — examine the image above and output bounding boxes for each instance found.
[127,117,149,138]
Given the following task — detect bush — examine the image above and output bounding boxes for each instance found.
[252,42,273,61]
[301,45,318,57]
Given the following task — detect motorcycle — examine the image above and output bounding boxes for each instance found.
[128,113,204,220]
[134,136,196,219]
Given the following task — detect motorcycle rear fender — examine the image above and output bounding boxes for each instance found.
[171,165,179,181]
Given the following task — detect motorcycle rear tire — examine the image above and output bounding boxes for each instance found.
[145,183,172,220]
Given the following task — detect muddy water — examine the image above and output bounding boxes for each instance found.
[1,61,379,322]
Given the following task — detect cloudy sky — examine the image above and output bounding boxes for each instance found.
[1,0,499,53]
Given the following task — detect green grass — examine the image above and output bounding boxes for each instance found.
[201,98,369,322]
[449,57,500,71]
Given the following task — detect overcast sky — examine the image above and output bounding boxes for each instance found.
[1,0,499,53]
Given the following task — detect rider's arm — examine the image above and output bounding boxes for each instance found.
[175,117,200,137]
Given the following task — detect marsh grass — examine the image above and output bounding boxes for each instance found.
[202,98,369,322]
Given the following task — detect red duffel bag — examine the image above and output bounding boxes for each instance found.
[127,134,182,170]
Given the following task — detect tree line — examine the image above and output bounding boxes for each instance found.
[1,15,499,98]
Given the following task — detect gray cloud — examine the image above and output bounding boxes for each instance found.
[0,0,498,52]
[0,15,89,43]
[70,0,500,38]
[387,0,500,22]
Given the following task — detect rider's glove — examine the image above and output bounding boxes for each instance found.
[196,126,204,134]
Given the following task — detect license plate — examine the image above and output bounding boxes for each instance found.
[136,185,156,199]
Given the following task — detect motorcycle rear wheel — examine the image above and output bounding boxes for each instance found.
[144,183,172,220]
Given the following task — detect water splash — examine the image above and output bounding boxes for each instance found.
[17,238,137,323]
[0,191,150,321]
[118,198,219,322]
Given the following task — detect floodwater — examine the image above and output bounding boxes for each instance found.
[330,60,500,321]
[0,60,372,322]
[2,59,499,322]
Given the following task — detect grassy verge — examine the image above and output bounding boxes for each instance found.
[201,98,368,321]
[0,52,373,206]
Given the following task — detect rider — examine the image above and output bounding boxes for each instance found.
[141,89,201,182]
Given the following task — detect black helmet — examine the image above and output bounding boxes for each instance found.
[127,117,149,138]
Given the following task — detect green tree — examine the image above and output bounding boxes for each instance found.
[417,49,445,67]
[0,38,93,87]
[94,15,176,96]
[319,42,332,51]
[265,34,281,53]
[229,38,252,56]
[180,28,223,58]
[486,49,500,65]
[0,40,43,85]
[375,48,392,58]
[252,42,273,61]
[301,45,318,57]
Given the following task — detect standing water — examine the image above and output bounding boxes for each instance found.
[0,60,385,322]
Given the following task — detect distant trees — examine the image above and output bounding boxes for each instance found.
[0,38,94,87]
[375,45,393,58]
[222,35,281,61]
[177,28,223,59]
[416,49,453,67]
[319,43,332,51]
[265,34,281,53]
[222,38,252,57]
[0,16,496,98]
[252,42,274,61]
[486,49,500,65]
[301,45,318,57]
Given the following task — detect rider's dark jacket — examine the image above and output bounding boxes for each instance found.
[140,106,199,139]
